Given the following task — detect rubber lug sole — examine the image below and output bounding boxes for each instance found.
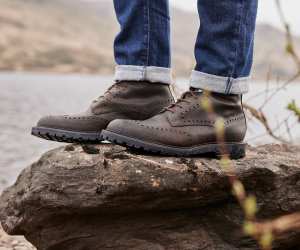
[32,127,103,144]
[101,130,246,159]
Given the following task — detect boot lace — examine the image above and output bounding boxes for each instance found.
[92,83,120,103]
[164,91,197,113]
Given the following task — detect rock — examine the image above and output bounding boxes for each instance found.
[0,144,300,250]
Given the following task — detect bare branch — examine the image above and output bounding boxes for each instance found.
[243,103,288,143]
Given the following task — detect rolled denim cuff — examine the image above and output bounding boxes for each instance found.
[114,65,172,85]
[190,70,249,94]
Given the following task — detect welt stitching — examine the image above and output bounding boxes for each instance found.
[135,122,187,135]
[137,124,189,135]
[64,117,105,121]
[179,115,244,125]
[225,115,245,125]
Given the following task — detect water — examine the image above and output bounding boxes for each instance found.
[0,72,299,191]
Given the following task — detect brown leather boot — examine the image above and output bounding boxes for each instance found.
[102,91,247,158]
[32,81,174,143]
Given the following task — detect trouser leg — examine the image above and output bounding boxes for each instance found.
[113,0,172,84]
[190,0,258,94]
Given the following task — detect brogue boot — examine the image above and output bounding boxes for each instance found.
[102,91,247,158]
[32,81,174,143]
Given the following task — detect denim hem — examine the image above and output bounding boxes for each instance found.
[190,70,249,94]
[114,65,172,85]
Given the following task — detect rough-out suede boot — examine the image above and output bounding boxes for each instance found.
[32,81,174,143]
[102,91,247,159]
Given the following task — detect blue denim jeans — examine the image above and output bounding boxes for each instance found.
[113,0,258,94]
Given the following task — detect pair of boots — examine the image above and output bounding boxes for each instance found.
[32,81,247,158]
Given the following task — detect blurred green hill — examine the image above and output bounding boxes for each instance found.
[0,0,299,80]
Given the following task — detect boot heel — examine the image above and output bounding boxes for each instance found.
[216,144,246,160]
[228,144,246,159]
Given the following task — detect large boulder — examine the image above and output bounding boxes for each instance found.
[0,144,300,250]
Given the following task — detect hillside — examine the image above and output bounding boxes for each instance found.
[0,0,299,79]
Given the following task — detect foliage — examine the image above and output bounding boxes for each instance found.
[287,100,300,121]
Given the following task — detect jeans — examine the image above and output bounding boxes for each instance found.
[113,0,258,94]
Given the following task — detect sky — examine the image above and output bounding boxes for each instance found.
[171,0,300,35]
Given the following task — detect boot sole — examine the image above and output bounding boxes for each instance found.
[102,130,246,159]
[32,127,103,144]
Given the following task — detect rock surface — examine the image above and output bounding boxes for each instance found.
[0,144,300,250]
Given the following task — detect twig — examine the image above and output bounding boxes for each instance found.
[246,118,298,143]
[243,103,287,143]
[258,71,300,110]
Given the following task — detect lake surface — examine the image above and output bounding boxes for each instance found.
[1,72,299,191]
